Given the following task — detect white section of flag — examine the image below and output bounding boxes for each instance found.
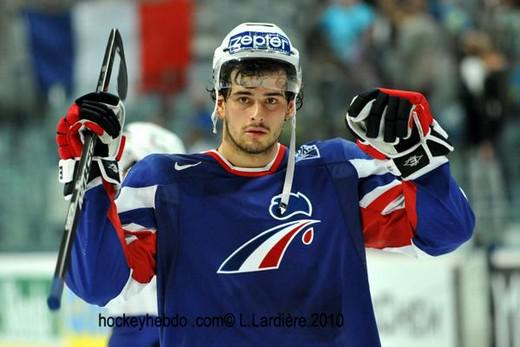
[72,2,140,101]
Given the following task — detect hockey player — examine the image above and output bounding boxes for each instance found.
[106,122,185,347]
[55,23,474,346]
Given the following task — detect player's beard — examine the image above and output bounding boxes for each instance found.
[223,119,282,155]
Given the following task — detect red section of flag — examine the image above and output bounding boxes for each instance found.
[139,0,193,93]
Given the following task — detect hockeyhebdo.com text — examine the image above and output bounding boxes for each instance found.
[98,312,345,330]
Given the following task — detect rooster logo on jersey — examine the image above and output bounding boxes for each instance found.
[217,192,320,274]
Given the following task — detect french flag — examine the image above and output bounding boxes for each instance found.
[24,0,193,101]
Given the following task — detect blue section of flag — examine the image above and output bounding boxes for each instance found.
[24,9,74,96]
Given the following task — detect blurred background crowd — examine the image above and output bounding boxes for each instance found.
[0,0,519,253]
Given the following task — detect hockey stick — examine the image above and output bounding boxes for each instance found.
[47,28,127,311]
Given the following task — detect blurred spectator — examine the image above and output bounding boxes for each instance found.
[303,0,379,139]
[459,30,509,246]
[481,0,520,61]
[320,0,375,66]
[378,0,459,119]
[482,0,520,114]
[186,96,218,152]
[0,1,37,126]
[430,0,474,36]
[460,30,508,150]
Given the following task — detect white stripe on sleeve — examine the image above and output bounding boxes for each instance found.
[116,185,157,213]
[359,180,401,208]
[122,222,157,234]
[349,158,391,178]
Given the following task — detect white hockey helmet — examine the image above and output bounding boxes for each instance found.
[120,122,186,173]
[211,22,302,132]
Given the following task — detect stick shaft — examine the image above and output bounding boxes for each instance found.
[48,28,126,311]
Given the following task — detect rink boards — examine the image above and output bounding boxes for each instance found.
[0,250,500,347]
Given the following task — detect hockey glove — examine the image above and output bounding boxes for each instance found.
[56,92,125,199]
[346,88,453,179]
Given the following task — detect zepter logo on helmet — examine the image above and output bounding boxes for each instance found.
[211,23,302,131]
[213,22,301,93]
[227,30,292,55]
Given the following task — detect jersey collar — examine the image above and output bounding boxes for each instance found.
[205,144,286,177]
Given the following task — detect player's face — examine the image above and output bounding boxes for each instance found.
[217,70,294,155]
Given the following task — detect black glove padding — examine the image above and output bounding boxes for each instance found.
[346,88,453,179]
[75,92,124,157]
[57,91,126,199]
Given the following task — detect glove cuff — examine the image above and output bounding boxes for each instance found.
[392,121,453,180]
[391,144,449,180]
[94,158,122,185]
[59,158,121,200]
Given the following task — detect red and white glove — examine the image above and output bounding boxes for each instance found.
[346,88,453,179]
[56,92,125,198]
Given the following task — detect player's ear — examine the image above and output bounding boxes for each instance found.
[285,99,295,121]
[216,95,226,119]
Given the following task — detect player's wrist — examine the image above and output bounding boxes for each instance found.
[390,142,449,180]
[59,157,122,200]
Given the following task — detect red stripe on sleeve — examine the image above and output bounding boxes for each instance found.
[402,181,418,229]
[356,140,387,160]
[365,185,402,211]
[361,207,414,249]
[361,181,418,249]
[125,231,157,284]
[103,180,130,262]
[103,180,156,284]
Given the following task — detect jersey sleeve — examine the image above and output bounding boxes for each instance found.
[65,156,161,306]
[344,141,475,256]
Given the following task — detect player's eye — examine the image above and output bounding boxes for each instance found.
[237,96,251,105]
[265,97,278,105]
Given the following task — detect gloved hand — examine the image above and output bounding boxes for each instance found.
[346,88,453,179]
[56,92,126,198]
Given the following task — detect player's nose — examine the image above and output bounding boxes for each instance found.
[248,101,264,122]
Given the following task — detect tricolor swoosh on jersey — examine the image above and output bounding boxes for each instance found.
[217,219,320,274]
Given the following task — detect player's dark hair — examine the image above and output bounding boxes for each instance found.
[209,59,303,110]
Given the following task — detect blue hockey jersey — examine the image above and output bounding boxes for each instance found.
[66,138,474,347]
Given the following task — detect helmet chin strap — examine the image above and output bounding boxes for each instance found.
[211,89,219,134]
[278,105,297,215]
